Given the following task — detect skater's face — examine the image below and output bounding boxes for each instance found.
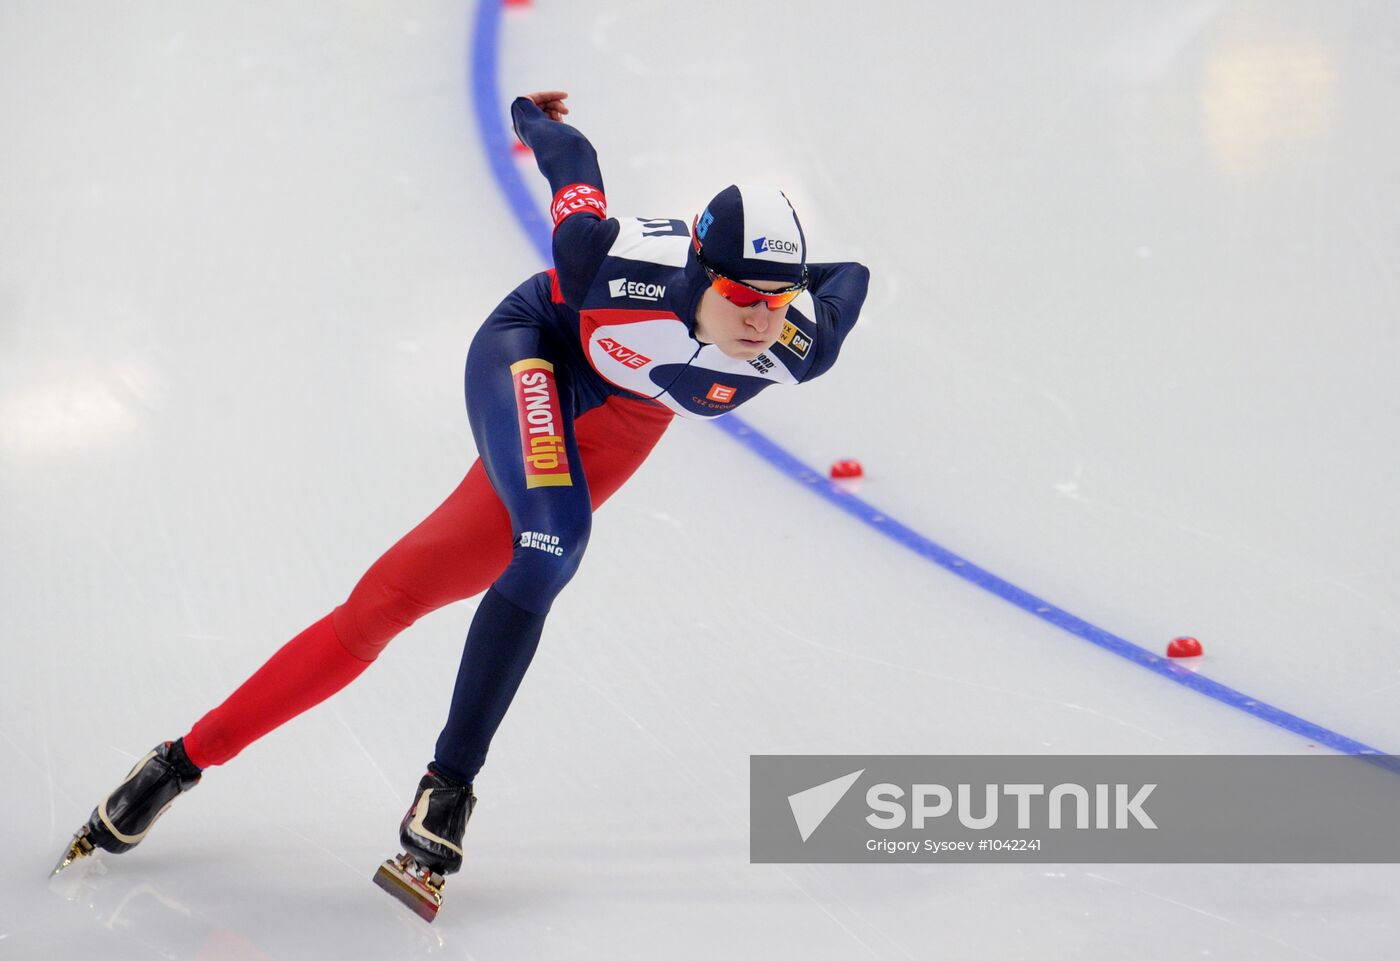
[695,279,794,360]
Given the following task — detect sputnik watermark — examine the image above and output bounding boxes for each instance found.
[752,755,1400,863]
[864,781,1157,830]
[786,771,1155,844]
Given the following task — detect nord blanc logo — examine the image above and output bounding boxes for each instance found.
[787,769,864,842]
[609,278,666,301]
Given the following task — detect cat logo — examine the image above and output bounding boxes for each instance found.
[706,383,737,404]
[778,321,811,359]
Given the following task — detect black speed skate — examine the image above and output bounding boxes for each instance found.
[52,739,202,876]
[373,764,476,922]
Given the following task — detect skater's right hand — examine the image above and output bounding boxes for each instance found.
[523,90,570,121]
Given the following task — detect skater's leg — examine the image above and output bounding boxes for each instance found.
[330,391,669,667]
[380,337,671,899]
[182,615,371,768]
[430,319,596,784]
[330,459,514,659]
[573,393,675,505]
[426,395,672,780]
[180,392,670,770]
[429,327,674,783]
[183,470,509,767]
[180,462,516,769]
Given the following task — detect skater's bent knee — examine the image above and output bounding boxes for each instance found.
[332,581,432,660]
[496,522,590,611]
[331,604,380,661]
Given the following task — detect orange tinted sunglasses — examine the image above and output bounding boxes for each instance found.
[692,216,807,310]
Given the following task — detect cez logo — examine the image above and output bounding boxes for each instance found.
[752,236,801,256]
[696,208,714,240]
[608,278,666,302]
[706,383,737,404]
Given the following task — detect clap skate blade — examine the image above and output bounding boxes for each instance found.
[373,853,445,922]
[51,826,96,877]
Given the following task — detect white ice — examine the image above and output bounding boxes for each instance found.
[2,2,1398,959]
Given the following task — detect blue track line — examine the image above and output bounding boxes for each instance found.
[469,0,1392,761]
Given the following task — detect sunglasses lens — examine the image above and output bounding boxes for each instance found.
[710,274,805,309]
[712,276,766,307]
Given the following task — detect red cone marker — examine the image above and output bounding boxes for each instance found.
[830,459,864,479]
[1167,636,1203,658]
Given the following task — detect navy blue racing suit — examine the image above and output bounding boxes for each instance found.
[432,97,871,783]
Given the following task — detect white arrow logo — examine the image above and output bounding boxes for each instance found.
[787,769,864,842]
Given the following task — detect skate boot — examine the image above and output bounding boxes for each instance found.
[52,739,203,876]
[372,763,476,922]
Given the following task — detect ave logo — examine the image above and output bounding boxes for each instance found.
[608,278,666,302]
[597,337,652,370]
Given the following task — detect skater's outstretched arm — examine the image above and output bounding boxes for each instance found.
[510,91,619,308]
[795,260,871,381]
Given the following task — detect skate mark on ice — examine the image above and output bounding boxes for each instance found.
[41,737,57,849]
[328,707,399,802]
[772,623,1168,744]
[567,668,712,789]
[1085,872,1329,961]
[275,823,362,879]
[773,862,916,961]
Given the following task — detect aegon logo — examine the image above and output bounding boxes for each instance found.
[752,236,800,256]
[608,278,666,301]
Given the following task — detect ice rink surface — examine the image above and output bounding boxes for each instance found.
[3,1,1399,958]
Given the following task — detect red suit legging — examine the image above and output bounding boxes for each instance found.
[180,394,672,770]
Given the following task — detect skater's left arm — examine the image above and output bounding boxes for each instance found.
[795,261,871,381]
[511,91,619,307]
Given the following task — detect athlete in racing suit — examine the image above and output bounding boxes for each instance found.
[58,91,871,902]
